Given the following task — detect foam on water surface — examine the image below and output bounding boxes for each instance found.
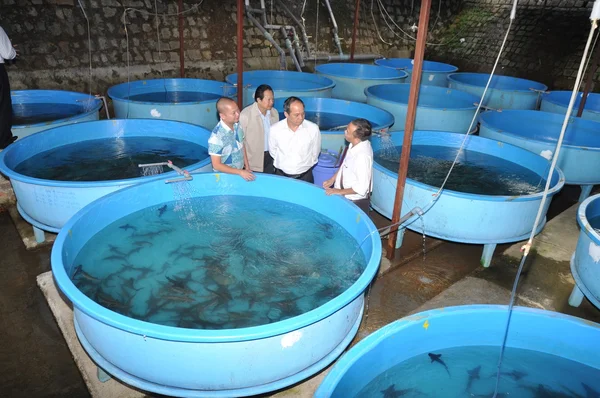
[356,346,600,398]
[374,144,546,196]
[13,136,208,181]
[70,195,367,330]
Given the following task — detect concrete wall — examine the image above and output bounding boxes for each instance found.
[428,0,599,90]
[0,0,460,94]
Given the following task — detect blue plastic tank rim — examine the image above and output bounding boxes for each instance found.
[225,71,336,91]
[0,119,213,188]
[447,73,548,92]
[50,173,382,343]
[375,58,459,73]
[107,78,236,105]
[11,90,103,129]
[543,91,600,115]
[478,110,600,149]
[371,130,565,201]
[315,63,409,80]
[364,84,479,110]
[577,193,600,245]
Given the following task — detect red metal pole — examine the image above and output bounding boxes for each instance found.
[386,0,432,261]
[577,44,600,117]
[178,0,185,77]
[237,0,244,110]
[349,0,361,62]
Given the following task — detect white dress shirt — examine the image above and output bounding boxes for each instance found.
[0,27,16,63]
[269,118,321,175]
[334,140,373,200]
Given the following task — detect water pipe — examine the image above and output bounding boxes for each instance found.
[386,0,432,261]
[281,26,302,71]
[177,0,185,77]
[291,28,305,67]
[305,53,382,62]
[138,160,192,183]
[275,0,311,58]
[245,1,287,70]
[322,0,344,57]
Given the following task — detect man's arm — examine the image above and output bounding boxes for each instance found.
[0,27,16,61]
[211,155,255,181]
[312,126,322,165]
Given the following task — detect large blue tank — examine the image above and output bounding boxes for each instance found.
[0,119,212,240]
[479,110,600,202]
[374,58,458,87]
[364,83,480,133]
[225,70,335,108]
[107,78,236,130]
[316,305,600,397]
[569,193,600,310]
[370,131,564,267]
[315,63,408,103]
[541,91,600,123]
[11,90,102,140]
[447,73,548,110]
[50,173,382,397]
[272,97,395,152]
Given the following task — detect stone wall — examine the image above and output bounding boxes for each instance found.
[0,0,461,94]
[428,0,599,90]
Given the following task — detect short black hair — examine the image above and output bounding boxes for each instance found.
[283,96,304,114]
[351,118,372,141]
[254,84,274,102]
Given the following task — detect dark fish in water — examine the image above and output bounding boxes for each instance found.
[158,204,167,217]
[466,365,481,393]
[133,240,152,247]
[380,384,414,397]
[583,383,600,398]
[108,244,127,256]
[524,384,575,398]
[126,247,143,256]
[499,369,527,381]
[71,265,100,282]
[119,223,136,231]
[103,254,129,262]
[428,353,451,376]
[120,277,143,292]
[71,264,83,279]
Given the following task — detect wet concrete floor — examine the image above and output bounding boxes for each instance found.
[0,184,598,397]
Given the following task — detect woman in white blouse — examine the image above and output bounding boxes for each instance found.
[322,118,374,213]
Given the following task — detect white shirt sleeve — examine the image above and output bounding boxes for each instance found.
[350,154,372,197]
[0,27,16,62]
[268,123,278,160]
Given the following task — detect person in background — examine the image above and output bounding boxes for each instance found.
[269,96,321,183]
[208,97,255,181]
[322,118,374,213]
[239,84,279,174]
[0,25,17,149]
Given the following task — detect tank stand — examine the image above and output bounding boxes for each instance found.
[568,284,584,307]
[579,185,594,203]
[481,243,497,268]
[33,226,46,243]
[97,367,112,383]
[395,228,406,249]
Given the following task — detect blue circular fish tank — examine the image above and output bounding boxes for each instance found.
[315,63,408,103]
[50,173,382,397]
[374,58,458,87]
[569,193,600,310]
[447,73,548,110]
[225,70,335,108]
[11,90,102,140]
[0,119,213,234]
[272,96,394,152]
[365,83,480,133]
[370,131,565,267]
[541,91,600,123]
[479,110,600,202]
[315,305,600,397]
[107,78,236,130]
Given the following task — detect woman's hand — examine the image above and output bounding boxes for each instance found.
[322,176,335,189]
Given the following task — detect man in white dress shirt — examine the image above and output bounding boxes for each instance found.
[269,96,321,183]
[323,118,374,213]
[0,26,17,149]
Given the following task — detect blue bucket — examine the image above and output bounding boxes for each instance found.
[313,150,341,187]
